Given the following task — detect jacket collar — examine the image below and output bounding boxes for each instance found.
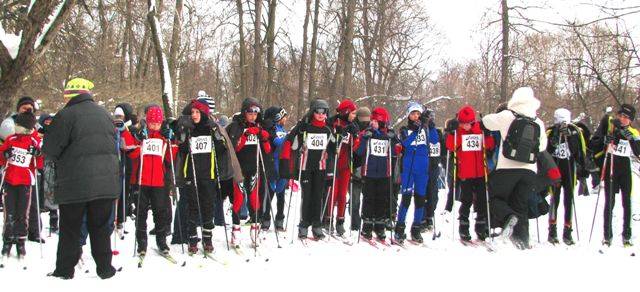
[64,93,94,108]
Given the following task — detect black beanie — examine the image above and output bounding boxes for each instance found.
[16,96,36,112]
[618,104,636,120]
[14,112,37,130]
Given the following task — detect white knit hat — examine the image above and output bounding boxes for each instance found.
[554,108,571,124]
[406,101,424,115]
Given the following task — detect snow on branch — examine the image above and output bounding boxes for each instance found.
[34,0,68,50]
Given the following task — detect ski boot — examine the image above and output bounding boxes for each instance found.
[361,220,374,240]
[149,227,156,235]
[156,235,170,254]
[312,226,325,240]
[459,221,472,242]
[394,223,407,243]
[385,218,394,231]
[499,215,518,241]
[374,221,386,240]
[562,227,575,246]
[202,228,214,253]
[1,240,12,256]
[188,236,199,255]
[411,224,424,243]
[261,219,271,231]
[548,224,559,244]
[16,238,26,257]
[250,223,261,247]
[231,225,241,247]
[274,219,285,231]
[322,217,332,232]
[475,223,489,241]
[422,218,434,233]
[602,238,612,247]
[298,226,309,239]
[136,231,148,254]
[49,215,59,233]
[28,233,44,243]
[335,218,346,237]
[623,238,633,247]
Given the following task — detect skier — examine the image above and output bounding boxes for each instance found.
[113,103,136,234]
[350,107,372,232]
[357,107,398,241]
[590,104,640,246]
[325,99,359,236]
[128,106,176,256]
[0,112,41,257]
[545,108,587,245]
[394,102,439,243]
[280,99,335,240]
[261,106,289,231]
[445,105,495,242]
[422,108,445,232]
[226,97,272,246]
[178,99,228,253]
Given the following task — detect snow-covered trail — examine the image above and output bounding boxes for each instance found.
[1,175,638,291]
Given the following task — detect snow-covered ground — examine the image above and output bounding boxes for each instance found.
[1,174,638,291]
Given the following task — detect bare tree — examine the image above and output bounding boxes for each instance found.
[147,0,174,117]
[252,0,263,100]
[297,0,312,118]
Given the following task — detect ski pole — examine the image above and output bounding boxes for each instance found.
[133,133,145,257]
[589,142,613,242]
[188,132,207,258]
[563,134,579,241]
[349,134,354,239]
[258,142,281,248]
[325,134,342,238]
[167,134,185,254]
[290,132,306,244]
[481,133,493,242]
[451,129,457,241]
[31,157,43,258]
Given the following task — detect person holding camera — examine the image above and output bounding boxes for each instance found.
[394,102,439,243]
[545,108,587,245]
[590,103,640,247]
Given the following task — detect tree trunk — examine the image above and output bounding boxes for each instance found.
[374,0,387,106]
[168,0,183,100]
[252,0,263,101]
[341,0,356,98]
[308,0,320,102]
[265,0,277,105]
[500,0,510,103]
[236,0,248,100]
[297,0,312,118]
[362,0,374,97]
[147,0,174,117]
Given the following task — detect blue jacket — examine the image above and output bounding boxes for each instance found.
[399,125,439,175]
[357,128,399,178]
[270,124,288,192]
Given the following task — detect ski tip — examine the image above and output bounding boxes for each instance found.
[245,259,250,263]
[181,261,186,267]
[265,258,270,262]
[117,267,123,272]
[631,252,636,257]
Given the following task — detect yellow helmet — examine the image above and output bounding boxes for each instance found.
[63,78,94,99]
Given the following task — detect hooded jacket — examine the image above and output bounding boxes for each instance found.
[445,121,495,179]
[481,87,548,172]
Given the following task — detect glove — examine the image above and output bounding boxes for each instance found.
[427,119,436,129]
[343,122,359,136]
[259,129,269,142]
[394,144,403,155]
[325,174,334,188]
[134,128,147,141]
[445,119,459,133]
[161,125,174,140]
[620,128,635,140]
[245,127,260,136]
[3,148,12,160]
[114,120,125,129]
[603,134,615,145]
[177,115,195,131]
[28,145,40,156]
[387,130,396,139]
[362,130,373,139]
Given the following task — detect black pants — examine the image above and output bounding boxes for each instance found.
[28,184,42,238]
[262,189,285,222]
[135,186,170,244]
[171,186,190,244]
[186,180,216,239]
[300,170,326,228]
[362,177,391,221]
[2,185,31,241]
[549,159,575,228]
[55,198,115,278]
[603,159,633,240]
[350,178,363,230]
[425,163,440,221]
[459,178,488,232]
[489,169,536,243]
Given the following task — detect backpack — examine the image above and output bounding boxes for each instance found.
[502,110,541,164]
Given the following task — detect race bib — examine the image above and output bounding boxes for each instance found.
[408,130,427,146]
[276,131,287,139]
[553,142,570,159]
[461,134,482,151]
[244,133,258,145]
[342,133,351,144]
[142,139,164,156]
[611,140,631,157]
[190,136,212,154]
[9,147,32,168]
[306,133,327,150]
[430,142,441,157]
[370,139,389,157]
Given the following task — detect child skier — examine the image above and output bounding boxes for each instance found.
[1,112,41,257]
[262,106,289,231]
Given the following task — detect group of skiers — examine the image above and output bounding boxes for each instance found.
[1,79,639,269]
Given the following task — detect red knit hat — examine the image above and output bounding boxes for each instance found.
[457,105,476,123]
[336,99,357,115]
[146,106,164,124]
[191,99,210,116]
[371,107,390,123]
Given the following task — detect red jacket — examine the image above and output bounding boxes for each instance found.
[445,123,494,179]
[332,118,360,171]
[0,133,41,186]
[128,131,177,187]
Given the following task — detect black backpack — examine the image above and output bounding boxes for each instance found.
[502,111,541,164]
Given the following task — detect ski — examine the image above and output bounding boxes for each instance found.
[204,252,229,266]
[332,234,354,246]
[407,239,427,247]
[474,240,497,252]
[360,236,380,249]
[390,238,408,249]
[376,238,391,247]
[155,249,178,264]
[232,244,244,256]
[460,239,477,247]
[298,238,310,247]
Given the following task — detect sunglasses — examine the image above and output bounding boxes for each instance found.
[313,108,327,115]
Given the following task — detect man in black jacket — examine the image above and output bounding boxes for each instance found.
[43,78,119,280]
